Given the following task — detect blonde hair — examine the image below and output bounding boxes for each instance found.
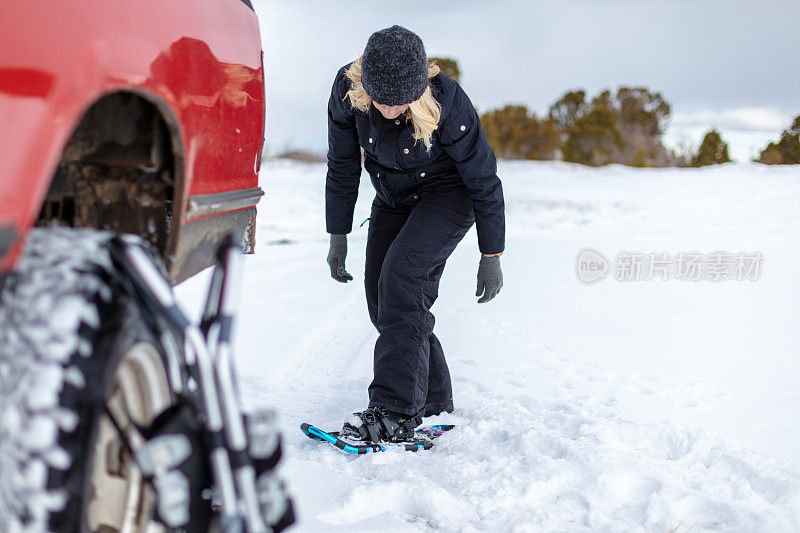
[344,56,442,152]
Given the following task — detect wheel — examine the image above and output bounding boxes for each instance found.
[80,337,172,532]
[0,227,190,532]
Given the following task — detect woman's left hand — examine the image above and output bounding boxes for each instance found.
[476,254,503,303]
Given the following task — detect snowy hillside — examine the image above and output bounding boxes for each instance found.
[177,160,800,532]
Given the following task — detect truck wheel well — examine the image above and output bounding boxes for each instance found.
[37,92,183,268]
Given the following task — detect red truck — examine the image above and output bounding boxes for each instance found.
[0,1,293,531]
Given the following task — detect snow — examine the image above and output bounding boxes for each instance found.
[176,159,800,532]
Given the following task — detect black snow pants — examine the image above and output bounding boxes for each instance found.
[364,184,476,417]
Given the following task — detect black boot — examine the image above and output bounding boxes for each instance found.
[340,406,422,444]
[423,398,454,417]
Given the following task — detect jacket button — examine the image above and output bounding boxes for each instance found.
[460,125,466,131]
[403,148,409,154]
[420,172,426,178]
[395,119,401,125]
[413,195,419,200]
[369,137,373,143]
[377,173,380,178]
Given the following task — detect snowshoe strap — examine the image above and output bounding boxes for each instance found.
[365,422,382,444]
[385,411,422,441]
[399,414,422,433]
[361,409,383,443]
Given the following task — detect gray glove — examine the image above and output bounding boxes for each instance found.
[327,234,353,283]
[476,255,503,303]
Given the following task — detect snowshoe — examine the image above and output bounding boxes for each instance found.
[301,423,455,454]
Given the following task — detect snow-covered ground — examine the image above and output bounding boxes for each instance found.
[177,159,800,532]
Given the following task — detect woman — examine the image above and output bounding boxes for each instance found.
[325,25,505,444]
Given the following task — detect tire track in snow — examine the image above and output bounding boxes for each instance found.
[240,286,376,421]
[269,287,373,387]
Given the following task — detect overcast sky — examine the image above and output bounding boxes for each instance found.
[255,0,799,161]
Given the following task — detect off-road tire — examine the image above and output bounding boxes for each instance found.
[0,227,181,532]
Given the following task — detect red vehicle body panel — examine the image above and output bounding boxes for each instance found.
[0,0,265,273]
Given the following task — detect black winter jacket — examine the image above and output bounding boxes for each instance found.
[325,63,505,254]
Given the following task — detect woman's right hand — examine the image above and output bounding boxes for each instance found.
[327,234,353,283]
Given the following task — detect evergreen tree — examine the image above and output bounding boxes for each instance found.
[479,86,674,167]
[614,87,671,167]
[480,105,560,160]
[691,129,732,167]
[429,57,461,82]
[615,87,670,137]
[758,143,783,165]
[551,87,671,167]
[562,91,624,166]
[548,90,587,131]
[758,114,800,165]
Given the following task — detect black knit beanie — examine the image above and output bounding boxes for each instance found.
[361,25,428,106]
